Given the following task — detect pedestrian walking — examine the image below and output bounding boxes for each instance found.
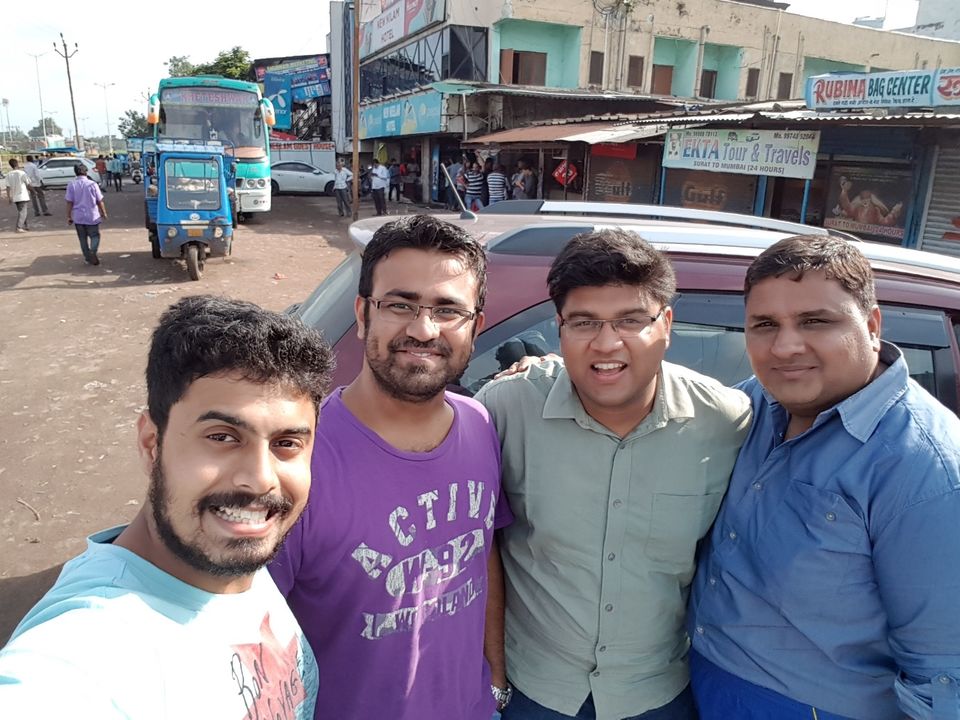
[5,159,31,232]
[487,164,509,205]
[109,155,123,192]
[333,158,353,217]
[95,155,108,190]
[369,158,389,216]
[65,163,108,265]
[388,159,401,202]
[464,162,485,211]
[24,155,51,217]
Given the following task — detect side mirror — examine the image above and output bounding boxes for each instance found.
[147,94,160,125]
[261,98,276,127]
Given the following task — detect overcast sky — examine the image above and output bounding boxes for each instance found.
[0,0,917,142]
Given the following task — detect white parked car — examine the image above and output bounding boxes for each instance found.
[38,157,101,188]
[270,161,336,196]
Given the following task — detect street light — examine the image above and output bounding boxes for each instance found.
[27,50,52,148]
[94,81,116,154]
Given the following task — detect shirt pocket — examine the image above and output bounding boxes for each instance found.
[645,491,725,574]
[756,480,871,606]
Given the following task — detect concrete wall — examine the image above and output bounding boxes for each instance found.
[654,37,698,96]
[914,0,960,41]
[498,0,960,99]
[702,43,743,99]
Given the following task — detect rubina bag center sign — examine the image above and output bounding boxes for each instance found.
[805,69,960,109]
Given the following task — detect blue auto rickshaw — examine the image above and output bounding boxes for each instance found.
[144,141,236,280]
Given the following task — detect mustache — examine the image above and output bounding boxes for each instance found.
[197,491,293,518]
[389,337,452,357]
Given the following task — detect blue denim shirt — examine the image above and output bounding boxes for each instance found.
[689,342,960,720]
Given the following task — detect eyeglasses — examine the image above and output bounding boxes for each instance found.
[366,297,477,325]
[559,309,665,340]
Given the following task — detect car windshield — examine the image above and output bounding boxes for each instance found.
[158,87,264,159]
[164,158,221,211]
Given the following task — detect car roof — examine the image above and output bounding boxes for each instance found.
[347,205,960,286]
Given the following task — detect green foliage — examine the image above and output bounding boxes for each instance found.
[164,47,253,81]
[118,109,149,138]
[27,118,63,138]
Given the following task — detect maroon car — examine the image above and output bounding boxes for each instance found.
[291,202,960,414]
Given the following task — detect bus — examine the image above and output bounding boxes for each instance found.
[147,76,276,218]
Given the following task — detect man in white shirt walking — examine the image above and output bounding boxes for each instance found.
[24,155,51,217]
[4,159,32,232]
[369,158,390,216]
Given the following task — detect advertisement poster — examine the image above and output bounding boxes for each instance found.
[805,68,960,109]
[663,169,757,215]
[824,166,912,242]
[663,128,820,180]
[359,91,442,139]
[255,55,331,101]
[360,0,447,58]
[587,152,658,204]
[263,73,293,130]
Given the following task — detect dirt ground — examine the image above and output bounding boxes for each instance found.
[0,181,420,644]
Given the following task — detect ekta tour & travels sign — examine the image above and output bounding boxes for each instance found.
[662,129,820,180]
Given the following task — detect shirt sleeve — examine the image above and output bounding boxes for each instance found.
[64,182,75,203]
[874,489,960,719]
[94,184,104,202]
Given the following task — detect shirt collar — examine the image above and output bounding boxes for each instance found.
[542,363,696,436]
[760,340,908,443]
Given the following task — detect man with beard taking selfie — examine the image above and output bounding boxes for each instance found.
[0,295,333,719]
[270,215,513,720]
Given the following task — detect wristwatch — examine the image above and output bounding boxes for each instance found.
[491,683,513,710]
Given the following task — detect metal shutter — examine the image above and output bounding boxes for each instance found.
[920,145,960,257]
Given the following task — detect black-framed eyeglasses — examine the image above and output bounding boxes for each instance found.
[559,308,665,340]
[366,297,477,325]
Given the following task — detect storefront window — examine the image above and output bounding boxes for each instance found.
[662,168,757,215]
[361,26,487,101]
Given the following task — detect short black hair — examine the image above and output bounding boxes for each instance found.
[745,235,876,315]
[74,163,87,176]
[146,295,334,438]
[8,159,18,169]
[358,214,487,312]
[547,228,676,312]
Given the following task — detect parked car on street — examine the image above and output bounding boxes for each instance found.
[289,200,960,414]
[270,161,337,196]
[37,157,101,188]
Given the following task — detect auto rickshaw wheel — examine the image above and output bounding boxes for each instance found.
[186,243,203,281]
[150,233,161,259]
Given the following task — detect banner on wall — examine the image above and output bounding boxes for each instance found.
[805,68,960,110]
[587,151,658,204]
[360,0,447,58]
[663,169,757,215]
[823,165,912,242]
[663,128,820,179]
[255,55,331,101]
[359,91,442,139]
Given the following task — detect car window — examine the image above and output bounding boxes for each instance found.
[463,293,954,408]
[297,252,362,347]
[275,163,313,173]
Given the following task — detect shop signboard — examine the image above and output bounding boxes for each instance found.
[263,73,293,130]
[663,169,757,215]
[805,68,960,109]
[823,165,912,243]
[360,0,447,59]
[255,55,331,101]
[359,91,443,139]
[663,128,819,180]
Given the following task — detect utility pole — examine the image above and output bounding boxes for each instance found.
[54,33,82,151]
[27,51,51,148]
[1,99,8,148]
[95,81,116,153]
[351,0,362,221]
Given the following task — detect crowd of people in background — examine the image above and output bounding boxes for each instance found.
[445,154,538,211]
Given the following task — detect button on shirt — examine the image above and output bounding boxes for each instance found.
[475,361,751,720]
[690,342,960,720]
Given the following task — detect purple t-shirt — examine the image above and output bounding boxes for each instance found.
[65,176,103,225]
[270,389,511,720]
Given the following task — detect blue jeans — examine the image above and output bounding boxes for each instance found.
[465,193,484,211]
[502,687,697,720]
[74,223,101,260]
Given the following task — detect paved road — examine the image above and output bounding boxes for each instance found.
[0,182,421,643]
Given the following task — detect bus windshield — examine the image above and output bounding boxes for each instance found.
[158,87,265,158]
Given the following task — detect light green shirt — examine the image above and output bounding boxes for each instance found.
[475,360,751,720]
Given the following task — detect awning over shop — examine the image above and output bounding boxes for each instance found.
[463,120,701,147]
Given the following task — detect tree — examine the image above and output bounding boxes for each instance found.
[118,109,149,138]
[27,118,63,138]
[164,47,253,81]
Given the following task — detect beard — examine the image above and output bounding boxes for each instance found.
[364,329,472,403]
[148,451,295,578]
